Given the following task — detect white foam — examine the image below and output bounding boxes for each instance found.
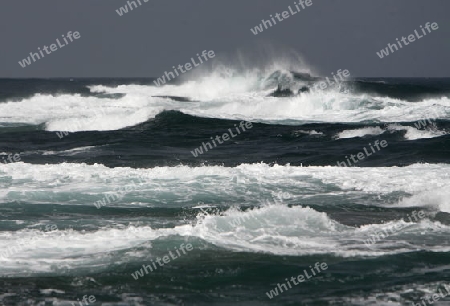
[335,124,446,141]
[41,146,98,156]
[0,225,157,275]
[1,204,450,276]
[0,162,449,208]
[87,83,450,125]
[1,162,450,274]
[0,163,448,252]
[387,124,447,140]
[292,129,324,137]
[336,126,385,139]
[337,282,450,305]
[0,93,164,132]
[0,71,449,131]
[396,190,450,213]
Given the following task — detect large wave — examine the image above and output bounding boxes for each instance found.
[0,68,449,132]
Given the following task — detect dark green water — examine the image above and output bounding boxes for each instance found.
[0,76,449,305]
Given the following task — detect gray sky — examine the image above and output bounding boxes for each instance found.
[1,0,449,78]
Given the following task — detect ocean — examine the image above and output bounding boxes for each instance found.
[0,72,449,305]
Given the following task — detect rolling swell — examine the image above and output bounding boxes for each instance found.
[1,110,448,168]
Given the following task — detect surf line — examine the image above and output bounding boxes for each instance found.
[153,50,216,87]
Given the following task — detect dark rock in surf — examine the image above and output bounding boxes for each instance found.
[268,84,295,97]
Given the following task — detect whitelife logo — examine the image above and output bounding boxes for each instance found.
[18,31,81,68]
[190,121,253,157]
[153,50,215,87]
[336,140,388,167]
[265,262,328,299]
[363,210,425,247]
[131,243,194,280]
[1,153,21,165]
[70,295,96,306]
[376,22,439,59]
[116,0,149,16]
[250,0,313,35]
[310,69,350,93]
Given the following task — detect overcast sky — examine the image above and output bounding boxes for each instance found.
[1,0,449,78]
